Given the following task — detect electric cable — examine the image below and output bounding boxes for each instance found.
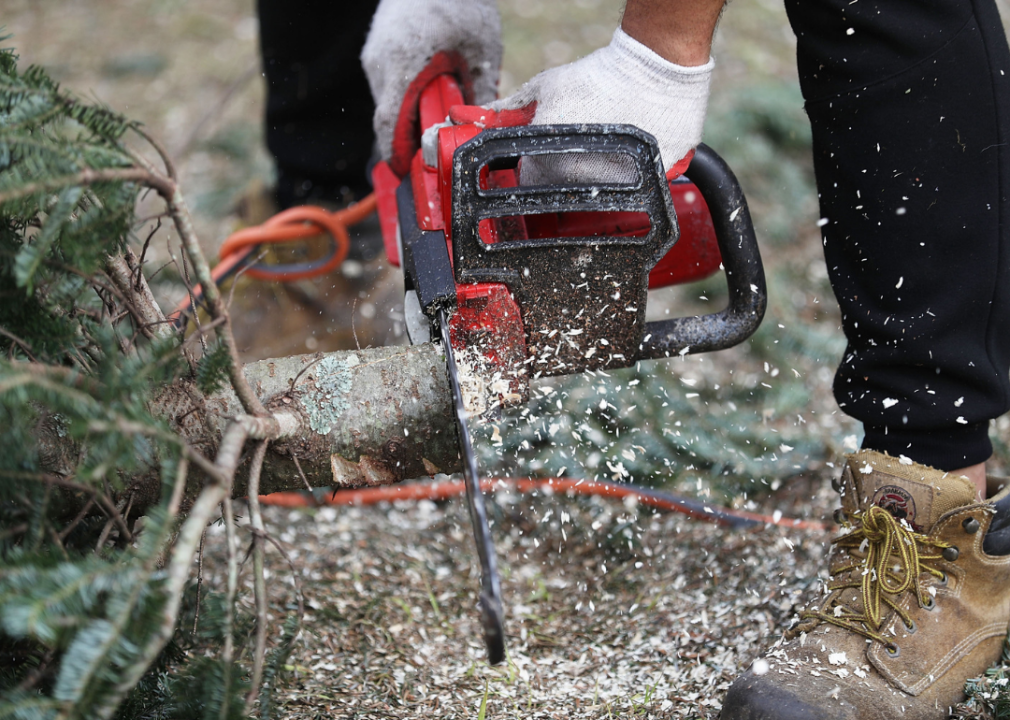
[170,195,376,324]
[257,476,827,531]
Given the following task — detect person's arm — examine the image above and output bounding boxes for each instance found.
[621,0,727,66]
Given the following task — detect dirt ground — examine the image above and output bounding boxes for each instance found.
[11,1,1010,717]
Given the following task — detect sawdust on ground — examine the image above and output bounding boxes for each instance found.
[203,478,838,719]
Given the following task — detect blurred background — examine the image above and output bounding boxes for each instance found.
[6,0,1010,508]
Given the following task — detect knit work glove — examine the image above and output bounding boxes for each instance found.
[361,0,502,176]
[468,28,713,183]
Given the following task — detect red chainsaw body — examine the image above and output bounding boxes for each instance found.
[371,73,724,403]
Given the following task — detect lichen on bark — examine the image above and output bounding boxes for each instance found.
[302,354,358,435]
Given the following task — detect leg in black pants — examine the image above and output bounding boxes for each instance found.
[787,0,1010,472]
[257,0,380,209]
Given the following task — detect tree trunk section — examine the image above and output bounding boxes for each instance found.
[153,343,461,498]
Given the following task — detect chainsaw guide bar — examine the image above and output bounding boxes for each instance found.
[438,307,506,666]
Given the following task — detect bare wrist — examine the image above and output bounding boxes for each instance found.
[621,0,724,66]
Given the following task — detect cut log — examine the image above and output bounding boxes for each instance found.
[154,343,460,498]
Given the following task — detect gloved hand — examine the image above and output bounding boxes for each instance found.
[475,27,713,184]
[361,0,502,175]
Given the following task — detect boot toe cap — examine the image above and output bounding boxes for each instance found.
[722,672,842,720]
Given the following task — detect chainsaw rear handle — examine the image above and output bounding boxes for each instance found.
[638,144,766,359]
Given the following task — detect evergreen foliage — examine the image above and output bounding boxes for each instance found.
[195,341,232,398]
[256,614,299,720]
[0,44,291,719]
[960,664,1010,719]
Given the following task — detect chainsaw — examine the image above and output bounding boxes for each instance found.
[370,55,766,665]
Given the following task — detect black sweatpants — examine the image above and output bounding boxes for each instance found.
[256,0,379,208]
[257,0,1010,470]
[784,0,1010,470]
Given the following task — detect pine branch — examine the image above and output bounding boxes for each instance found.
[0,168,163,206]
[0,325,36,360]
[219,491,239,720]
[0,45,280,719]
[0,159,266,417]
[104,252,173,343]
[160,186,266,417]
[7,472,134,544]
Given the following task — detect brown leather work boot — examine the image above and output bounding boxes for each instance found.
[721,450,1010,719]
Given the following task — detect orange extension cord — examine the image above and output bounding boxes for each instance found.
[218,196,376,281]
[170,194,376,321]
[258,477,827,531]
[181,199,823,533]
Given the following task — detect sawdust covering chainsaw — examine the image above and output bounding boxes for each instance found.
[370,53,767,665]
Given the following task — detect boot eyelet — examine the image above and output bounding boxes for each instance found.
[833,508,847,525]
[963,517,981,534]
[942,546,960,562]
[903,619,917,634]
[922,595,936,610]
[885,643,900,657]
[937,572,948,587]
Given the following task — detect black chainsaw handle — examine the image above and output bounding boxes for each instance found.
[637,144,767,360]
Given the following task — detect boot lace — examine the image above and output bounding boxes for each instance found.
[799,505,952,645]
